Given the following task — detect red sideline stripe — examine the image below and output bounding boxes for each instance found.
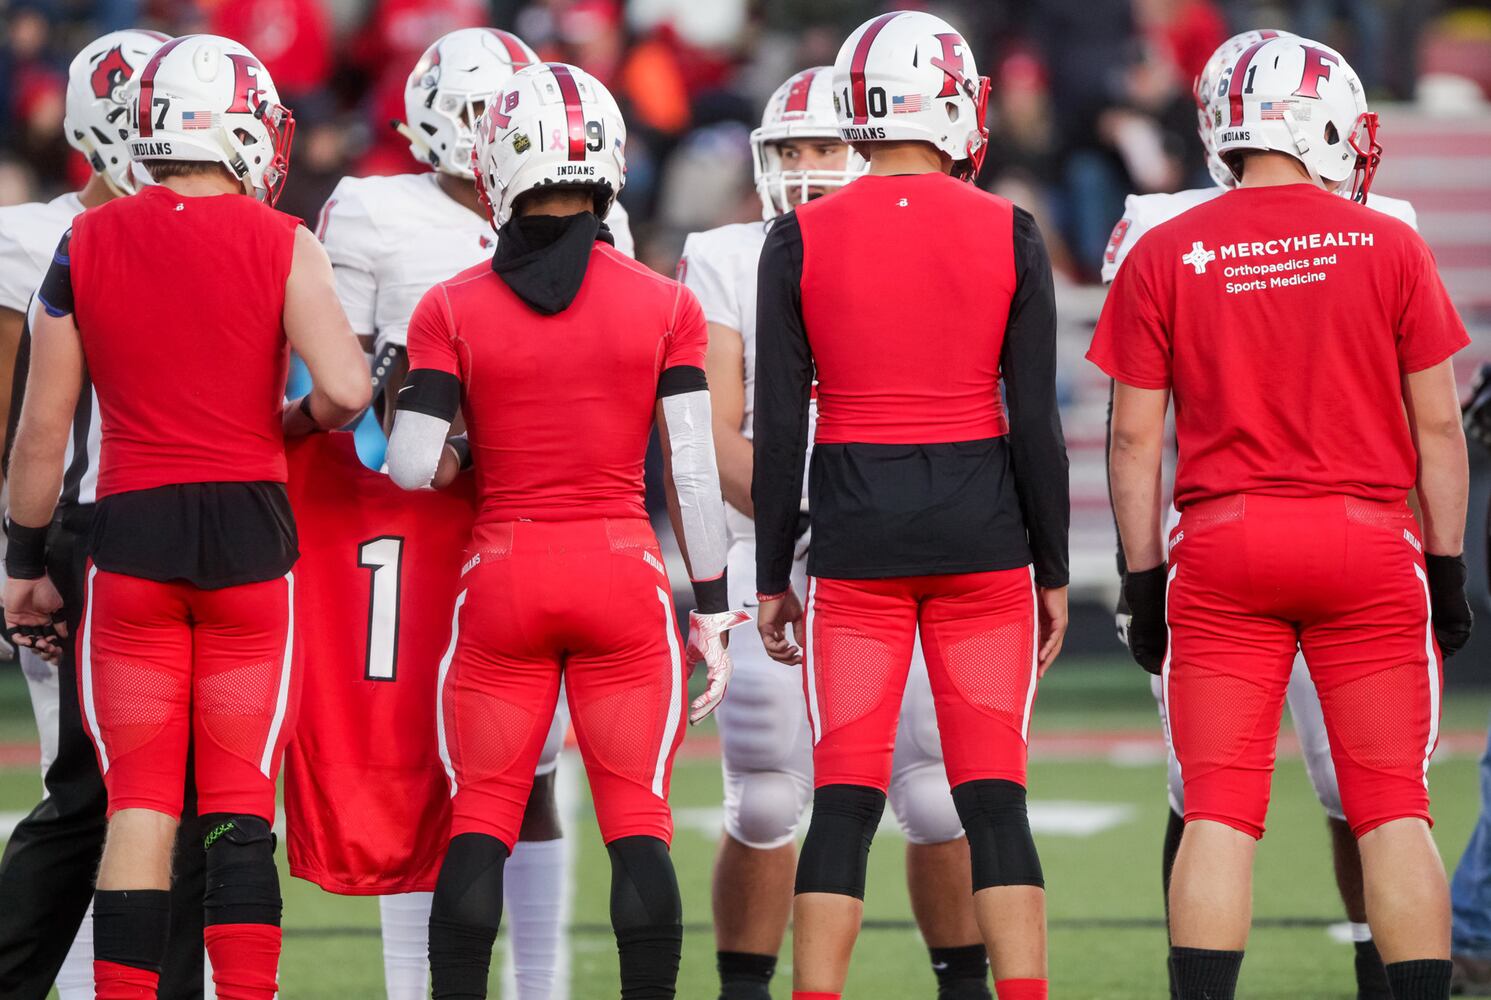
[136,35,191,138]
[850,12,900,125]
[783,67,817,114]
[1227,40,1269,128]
[548,63,587,162]
[485,28,533,68]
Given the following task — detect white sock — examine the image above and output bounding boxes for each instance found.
[1350,921,1373,943]
[504,839,565,1000]
[53,900,94,1000]
[381,891,434,1000]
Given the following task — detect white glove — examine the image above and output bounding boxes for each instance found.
[686,609,751,725]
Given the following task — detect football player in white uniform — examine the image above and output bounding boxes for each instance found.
[315,27,635,1000]
[1103,29,1414,1000]
[678,67,993,1000]
[0,28,168,1000]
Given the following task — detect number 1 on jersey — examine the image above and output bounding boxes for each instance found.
[359,536,404,681]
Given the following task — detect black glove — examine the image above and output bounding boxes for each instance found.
[1464,363,1491,451]
[1122,565,1169,675]
[1425,553,1473,659]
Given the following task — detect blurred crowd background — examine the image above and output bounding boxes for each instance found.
[4,0,1491,281]
[5,0,1491,644]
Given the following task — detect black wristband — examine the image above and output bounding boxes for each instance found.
[691,574,729,615]
[445,436,473,471]
[298,394,324,431]
[5,518,49,580]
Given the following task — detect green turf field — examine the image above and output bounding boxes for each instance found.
[3,657,1488,999]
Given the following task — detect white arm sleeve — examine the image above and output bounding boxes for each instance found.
[660,388,728,581]
[318,181,380,337]
[386,409,452,490]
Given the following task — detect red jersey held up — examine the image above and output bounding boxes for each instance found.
[1088,183,1469,509]
[68,185,300,498]
[283,433,477,894]
[405,243,708,526]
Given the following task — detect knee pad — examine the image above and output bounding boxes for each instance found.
[794,784,886,899]
[888,760,964,845]
[431,832,509,933]
[951,779,1044,890]
[725,769,812,850]
[201,814,282,927]
[607,835,681,932]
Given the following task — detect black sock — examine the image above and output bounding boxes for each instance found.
[717,951,775,1000]
[610,836,682,999]
[930,943,992,999]
[429,833,510,1000]
[1385,959,1452,1000]
[94,889,171,974]
[1169,946,1243,1000]
[1162,809,1185,1000]
[1354,939,1393,1000]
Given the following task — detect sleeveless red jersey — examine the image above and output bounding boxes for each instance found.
[405,243,708,527]
[68,185,299,498]
[282,433,477,894]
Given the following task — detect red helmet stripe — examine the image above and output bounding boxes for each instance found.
[485,28,532,68]
[783,68,817,114]
[850,13,900,125]
[136,35,191,138]
[1227,40,1269,128]
[139,30,170,41]
[549,63,586,162]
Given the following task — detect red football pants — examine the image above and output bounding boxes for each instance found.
[439,518,686,849]
[803,567,1037,791]
[1165,494,1441,839]
[78,565,298,819]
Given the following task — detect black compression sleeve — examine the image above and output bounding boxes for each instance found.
[1002,208,1070,588]
[395,368,461,421]
[751,213,813,597]
[3,309,31,477]
[657,364,707,397]
[37,231,74,318]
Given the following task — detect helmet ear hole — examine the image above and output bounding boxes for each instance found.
[1323,121,1341,145]
[945,101,959,122]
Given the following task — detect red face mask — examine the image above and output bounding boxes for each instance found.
[257,100,296,207]
[1347,111,1381,204]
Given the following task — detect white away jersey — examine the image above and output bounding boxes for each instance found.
[0,192,84,312]
[1101,187,1418,283]
[317,172,636,351]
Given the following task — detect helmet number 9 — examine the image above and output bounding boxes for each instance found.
[586,119,605,152]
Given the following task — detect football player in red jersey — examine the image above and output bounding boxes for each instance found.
[1093,37,1471,1000]
[385,62,746,999]
[752,13,1068,1000]
[3,35,369,1000]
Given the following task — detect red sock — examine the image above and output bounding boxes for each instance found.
[792,993,842,1000]
[94,959,160,998]
[204,923,282,1000]
[995,979,1049,1000]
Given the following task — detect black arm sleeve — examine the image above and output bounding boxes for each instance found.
[1001,208,1070,589]
[752,213,813,597]
[37,231,74,318]
[395,368,462,421]
[3,305,32,477]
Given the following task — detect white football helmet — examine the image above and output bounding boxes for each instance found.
[472,62,626,227]
[831,10,990,181]
[1214,36,1380,200]
[751,66,866,220]
[126,34,295,205]
[65,29,171,196]
[400,28,538,179]
[1194,29,1295,189]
